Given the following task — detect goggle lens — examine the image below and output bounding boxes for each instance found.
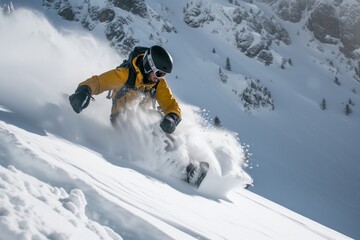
[155,70,166,78]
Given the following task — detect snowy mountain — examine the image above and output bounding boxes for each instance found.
[1,0,359,239]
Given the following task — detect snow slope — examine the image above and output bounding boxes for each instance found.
[0,2,359,239]
[0,120,349,240]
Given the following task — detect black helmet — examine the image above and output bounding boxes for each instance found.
[143,45,173,76]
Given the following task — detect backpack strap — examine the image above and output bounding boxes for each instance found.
[106,46,149,99]
[114,65,137,100]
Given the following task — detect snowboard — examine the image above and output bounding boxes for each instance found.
[186,161,209,188]
[152,127,209,188]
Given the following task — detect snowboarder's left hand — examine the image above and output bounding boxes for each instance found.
[160,113,180,134]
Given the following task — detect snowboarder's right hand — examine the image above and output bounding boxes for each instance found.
[69,85,92,113]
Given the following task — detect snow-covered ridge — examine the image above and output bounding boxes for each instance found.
[34,0,360,114]
[42,0,176,54]
[39,0,360,78]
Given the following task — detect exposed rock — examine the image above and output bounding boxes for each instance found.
[257,50,273,65]
[121,36,138,54]
[235,31,254,53]
[58,6,74,21]
[183,2,289,64]
[232,7,248,25]
[43,0,178,54]
[84,7,115,27]
[98,8,115,23]
[260,0,360,58]
[162,23,176,33]
[183,1,215,28]
[42,0,360,68]
[307,3,340,44]
[105,17,137,54]
[338,3,360,56]
[258,0,315,23]
[306,1,360,57]
[105,16,128,43]
[260,15,291,45]
[246,40,269,58]
[111,0,148,18]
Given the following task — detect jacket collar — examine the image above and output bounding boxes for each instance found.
[132,54,155,85]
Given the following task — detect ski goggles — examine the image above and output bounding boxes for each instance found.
[154,69,167,78]
[144,51,167,78]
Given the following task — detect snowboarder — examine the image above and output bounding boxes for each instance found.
[69,45,181,134]
[69,45,208,187]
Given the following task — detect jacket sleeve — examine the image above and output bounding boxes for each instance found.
[79,68,128,95]
[156,79,181,119]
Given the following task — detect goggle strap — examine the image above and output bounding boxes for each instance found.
[144,49,167,77]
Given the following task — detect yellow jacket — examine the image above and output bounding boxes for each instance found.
[79,54,181,119]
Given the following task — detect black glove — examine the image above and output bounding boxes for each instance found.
[69,85,92,113]
[160,113,181,134]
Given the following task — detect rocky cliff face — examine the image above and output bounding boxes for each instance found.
[111,0,148,18]
[258,0,316,22]
[307,3,340,44]
[183,0,290,66]
[42,0,176,54]
[258,0,360,59]
[307,1,360,57]
[42,0,359,71]
[336,1,360,57]
[43,0,291,65]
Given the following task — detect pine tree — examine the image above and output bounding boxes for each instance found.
[288,58,293,66]
[226,57,231,71]
[320,98,327,110]
[334,77,341,86]
[344,104,352,116]
[348,98,355,106]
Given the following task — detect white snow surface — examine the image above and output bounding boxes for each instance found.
[0,1,359,239]
[0,121,348,240]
